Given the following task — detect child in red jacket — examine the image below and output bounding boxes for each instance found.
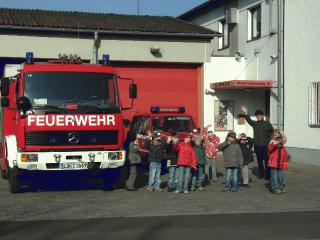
[174,136,197,194]
[268,129,288,194]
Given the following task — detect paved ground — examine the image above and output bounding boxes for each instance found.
[1,158,320,239]
[1,157,320,221]
[1,211,320,240]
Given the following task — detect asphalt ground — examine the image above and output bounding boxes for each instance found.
[0,157,320,239]
[1,211,320,240]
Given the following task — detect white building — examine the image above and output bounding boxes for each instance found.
[180,0,320,165]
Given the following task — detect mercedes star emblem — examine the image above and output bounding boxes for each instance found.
[67,132,80,144]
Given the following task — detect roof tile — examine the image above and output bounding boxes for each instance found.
[0,8,217,36]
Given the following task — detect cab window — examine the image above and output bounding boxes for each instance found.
[131,116,150,135]
[152,116,195,132]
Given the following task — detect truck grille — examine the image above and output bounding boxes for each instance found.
[26,131,118,146]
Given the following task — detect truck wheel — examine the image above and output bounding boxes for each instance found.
[1,145,8,179]
[8,166,21,193]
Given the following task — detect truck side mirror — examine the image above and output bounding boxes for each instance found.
[129,83,137,99]
[1,77,10,97]
[123,119,131,128]
[17,96,32,112]
[1,97,9,107]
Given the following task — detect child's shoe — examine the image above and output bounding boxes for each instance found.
[273,189,282,194]
[198,186,205,191]
[191,187,196,191]
[146,188,153,192]
[231,188,238,192]
[222,188,230,192]
[174,190,180,194]
[183,190,189,194]
[282,189,286,193]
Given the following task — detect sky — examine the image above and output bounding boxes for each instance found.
[0,0,207,17]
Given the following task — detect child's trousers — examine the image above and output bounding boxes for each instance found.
[177,166,191,192]
[270,168,285,191]
[225,167,239,191]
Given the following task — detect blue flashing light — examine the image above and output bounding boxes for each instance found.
[102,54,110,66]
[26,52,34,65]
[178,107,186,113]
[150,106,160,113]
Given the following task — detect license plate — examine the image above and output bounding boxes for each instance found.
[60,162,88,169]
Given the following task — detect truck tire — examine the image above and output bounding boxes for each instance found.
[1,145,8,179]
[8,166,21,193]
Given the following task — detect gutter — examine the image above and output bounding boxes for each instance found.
[0,25,220,39]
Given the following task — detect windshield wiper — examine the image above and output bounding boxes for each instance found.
[33,105,64,109]
[77,105,103,110]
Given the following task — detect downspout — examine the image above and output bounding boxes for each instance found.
[282,0,285,131]
[269,0,273,33]
[277,0,282,129]
[93,31,99,64]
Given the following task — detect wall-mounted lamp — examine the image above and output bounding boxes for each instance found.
[235,51,244,61]
[205,89,215,95]
[150,46,161,54]
[270,54,278,63]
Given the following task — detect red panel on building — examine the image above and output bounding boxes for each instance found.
[113,62,202,126]
[210,80,273,90]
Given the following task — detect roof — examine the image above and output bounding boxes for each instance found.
[0,8,219,38]
[178,0,229,21]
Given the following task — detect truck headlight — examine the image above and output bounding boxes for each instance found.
[108,152,117,160]
[21,154,38,162]
[27,154,38,162]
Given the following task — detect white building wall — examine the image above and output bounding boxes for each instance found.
[284,0,320,158]
[237,0,279,126]
[190,5,229,57]
[0,34,211,63]
[204,57,265,140]
[190,0,281,129]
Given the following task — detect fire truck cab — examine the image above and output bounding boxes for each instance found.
[130,106,199,141]
[0,53,137,193]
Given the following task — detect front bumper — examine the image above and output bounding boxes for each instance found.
[15,150,125,171]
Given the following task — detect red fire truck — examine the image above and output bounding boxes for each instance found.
[0,53,137,193]
[131,106,199,138]
[129,106,199,161]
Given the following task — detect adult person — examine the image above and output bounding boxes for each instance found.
[125,133,142,191]
[240,106,274,180]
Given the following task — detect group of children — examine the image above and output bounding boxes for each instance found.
[126,126,289,194]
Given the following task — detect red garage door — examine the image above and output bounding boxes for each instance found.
[113,62,202,126]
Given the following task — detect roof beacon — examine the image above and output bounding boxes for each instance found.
[26,52,34,65]
[150,106,185,113]
[102,54,110,66]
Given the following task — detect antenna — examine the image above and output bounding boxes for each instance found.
[137,0,140,15]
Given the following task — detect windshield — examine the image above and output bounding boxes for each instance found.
[152,116,195,133]
[24,72,118,109]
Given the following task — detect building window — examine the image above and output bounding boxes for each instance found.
[248,5,261,41]
[218,19,229,49]
[309,82,320,126]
